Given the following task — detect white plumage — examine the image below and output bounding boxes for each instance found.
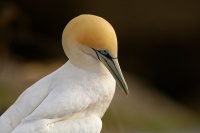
[0,14,128,133]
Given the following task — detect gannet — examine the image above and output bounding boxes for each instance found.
[0,14,128,133]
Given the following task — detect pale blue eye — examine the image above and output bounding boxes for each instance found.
[100,50,108,55]
[95,49,113,59]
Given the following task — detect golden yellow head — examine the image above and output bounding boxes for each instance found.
[62,14,118,58]
[62,14,128,95]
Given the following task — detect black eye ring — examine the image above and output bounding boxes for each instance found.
[98,49,114,59]
[100,50,108,55]
[92,48,116,59]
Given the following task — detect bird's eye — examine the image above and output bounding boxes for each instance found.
[100,50,108,55]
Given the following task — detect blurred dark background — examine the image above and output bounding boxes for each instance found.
[0,0,200,132]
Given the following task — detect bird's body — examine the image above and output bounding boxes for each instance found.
[0,14,128,133]
[0,61,115,133]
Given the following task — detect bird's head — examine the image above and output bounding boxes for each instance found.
[62,14,128,95]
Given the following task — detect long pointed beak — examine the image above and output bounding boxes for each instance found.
[93,50,129,95]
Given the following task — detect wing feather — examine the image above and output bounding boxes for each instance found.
[0,74,52,132]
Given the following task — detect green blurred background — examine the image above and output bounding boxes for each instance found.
[0,0,200,132]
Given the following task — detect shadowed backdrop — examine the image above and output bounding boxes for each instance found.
[0,0,200,132]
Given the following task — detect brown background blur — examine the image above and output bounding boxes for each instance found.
[0,0,200,132]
